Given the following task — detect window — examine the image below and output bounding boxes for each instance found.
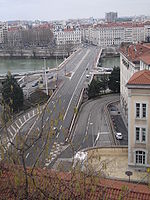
[135,103,147,119]
[142,128,146,142]
[136,103,140,118]
[136,127,140,141]
[142,104,146,118]
[135,127,147,143]
[135,151,146,165]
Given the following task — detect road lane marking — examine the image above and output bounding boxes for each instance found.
[11,125,16,133]
[7,128,13,137]
[56,132,60,138]
[15,122,20,129]
[26,153,29,159]
[63,70,86,120]
[71,49,90,79]
[23,115,26,122]
[19,118,23,125]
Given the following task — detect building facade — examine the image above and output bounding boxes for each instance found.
[82,22,150,48]
[105,12,118,23]
[127,70,150,170]
[0,22,8,44]
[120,43,150,123]
[54,28,81,45]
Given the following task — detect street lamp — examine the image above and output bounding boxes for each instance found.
[43,57,48,95]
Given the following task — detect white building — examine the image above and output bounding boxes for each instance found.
[127,70,150,170]
[54,28,81,45]
[82,22,150,48]
[120,43,150,123]
[0,22,8,44]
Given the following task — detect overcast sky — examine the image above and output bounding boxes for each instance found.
[0,0,150,21]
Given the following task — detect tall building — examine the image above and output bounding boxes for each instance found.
[127,70,150,170]
[105,12,118,23]
[0,22,8,44]
[120,43,150,123]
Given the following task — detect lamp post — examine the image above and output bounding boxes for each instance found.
[43,57,48,95]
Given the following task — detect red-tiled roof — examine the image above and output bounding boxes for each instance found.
[127,70,150,85]
[0,164,150,200]
[94,22,144,29]
[120,43,150,63]
[140,51,150,65]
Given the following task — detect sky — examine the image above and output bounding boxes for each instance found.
[0,0,150,21]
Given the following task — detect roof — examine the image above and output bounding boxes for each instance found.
[0,164,150,200]
[127,70,150,85]
[120,43,150,63]
[140,51,150,65]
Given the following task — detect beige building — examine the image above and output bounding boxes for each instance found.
[127,70,150,170]
[120,43,150,123]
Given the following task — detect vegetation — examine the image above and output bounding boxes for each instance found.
[87,67,120,99]
[87,78,101,99]
[108,66,120,93]
[1,72,24,114]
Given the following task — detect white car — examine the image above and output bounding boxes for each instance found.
[115,132,123,140]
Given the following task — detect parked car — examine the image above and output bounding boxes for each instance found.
[115,132,123,140]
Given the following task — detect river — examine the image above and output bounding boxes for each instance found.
[0,58,63,75]
[100,56,120,68]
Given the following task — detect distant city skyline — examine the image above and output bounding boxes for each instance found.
[0,0,150,21]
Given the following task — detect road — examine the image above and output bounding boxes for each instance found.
[11,46,101,167]
[58,94,119,160]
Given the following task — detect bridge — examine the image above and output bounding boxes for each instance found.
[1,45,104,167]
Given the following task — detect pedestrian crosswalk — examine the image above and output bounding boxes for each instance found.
[0,105,45,153]
[45,142,68,167]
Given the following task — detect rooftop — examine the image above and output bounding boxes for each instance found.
[140,51,150,65]
[0,162,150,200]
[120,43,150,64]
[127,70,150,85]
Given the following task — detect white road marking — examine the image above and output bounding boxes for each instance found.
[71,49,90,79]
[11,125,16,133]
[23,115,26,122]
[19,118,23,125]
[26,153,29,159]
[7,128,13,137]
[56,132,60,138]
[64,70,86,120]
[46,117,49,121]
[60,125,62,130]
[15,122,20,129]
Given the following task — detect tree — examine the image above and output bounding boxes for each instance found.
[108,66,120,93]
[2,72,24,113]
[87,79,101,99]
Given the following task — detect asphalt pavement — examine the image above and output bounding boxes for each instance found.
[14,46,101,167]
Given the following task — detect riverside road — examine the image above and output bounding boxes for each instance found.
[11,46,101,167]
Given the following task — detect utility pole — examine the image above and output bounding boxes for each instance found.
[43,57,48,95]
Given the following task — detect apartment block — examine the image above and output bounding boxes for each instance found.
[0,22,8,44]
[82,22,150,48]
[120,43,150,122]
[54,28,81,45]
[127,70,150,170]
